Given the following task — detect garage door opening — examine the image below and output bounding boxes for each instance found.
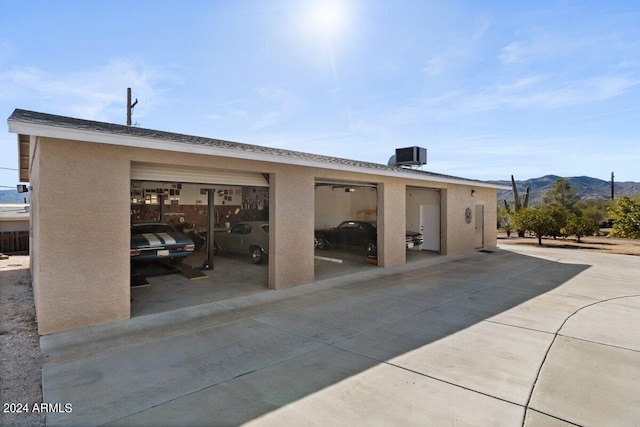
[129,169,270,317]
[406,187,441,262]
[313,180,378,280]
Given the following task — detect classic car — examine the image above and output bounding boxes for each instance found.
[406,231,425,248]
[214,221,269,264]
[314,220,424,255]
[130,222,195,264]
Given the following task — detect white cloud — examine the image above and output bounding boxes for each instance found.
[423,21,491,77]
[0,59,179,122]
[250,87,300,129]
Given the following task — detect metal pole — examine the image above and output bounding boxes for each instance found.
[127,88,132,126]
[202,189,215,270]
[611,171,615,201]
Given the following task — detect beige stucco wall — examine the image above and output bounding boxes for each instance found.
[441,184,497,254]
[377,180,407,267]
[28,136,498,334]
[31,138,131,334]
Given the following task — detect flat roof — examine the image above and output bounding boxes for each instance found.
[8,109,510,189]
[0,204,30,221]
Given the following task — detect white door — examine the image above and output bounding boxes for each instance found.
[419,203,441,251]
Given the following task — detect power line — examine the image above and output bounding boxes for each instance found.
[0,166,19,171]
[0,185,17,189]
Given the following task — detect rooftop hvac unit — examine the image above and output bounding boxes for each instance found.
[395,146,427,166]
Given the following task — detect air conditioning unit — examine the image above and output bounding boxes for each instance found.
[395,147,427,166]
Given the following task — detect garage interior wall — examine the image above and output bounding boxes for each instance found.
[314,186,377,229]
[32,138,131,334]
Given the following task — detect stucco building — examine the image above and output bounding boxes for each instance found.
[8,109,507,334]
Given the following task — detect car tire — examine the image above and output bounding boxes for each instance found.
[315,237,328,250]
[365,241,377,257]
[251,246,264,265]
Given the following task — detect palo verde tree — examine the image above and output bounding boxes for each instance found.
[543,178,581,212]
[609,195,640,239]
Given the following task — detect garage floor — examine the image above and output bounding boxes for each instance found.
[131,248,440,318]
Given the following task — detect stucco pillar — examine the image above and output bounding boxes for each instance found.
[33,139,130,334]
[377,181,406,268]
[268,169,315,288]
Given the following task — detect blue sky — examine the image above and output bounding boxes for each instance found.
[1,0,639,190]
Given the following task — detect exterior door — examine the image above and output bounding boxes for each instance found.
[419,203,440,252]
[474,205,484,249]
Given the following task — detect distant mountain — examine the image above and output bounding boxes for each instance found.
[0,190,30,204]
[490,175,640,206]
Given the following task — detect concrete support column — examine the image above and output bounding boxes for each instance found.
[268,169,315,289]
[377,181,406,268]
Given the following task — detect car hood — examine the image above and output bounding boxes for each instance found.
[131,231,192,249]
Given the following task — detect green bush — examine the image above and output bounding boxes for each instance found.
[609,195,640,239]
[562,214,598,243]
[512,205,569,245]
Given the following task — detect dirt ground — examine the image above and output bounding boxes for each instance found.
[0,236,638,427]
[497,232,640,256]
[0,255,46,427]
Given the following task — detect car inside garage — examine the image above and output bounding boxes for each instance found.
[129,164,271,317]
[313,181,379,279]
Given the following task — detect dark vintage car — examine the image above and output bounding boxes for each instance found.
[130,222,195,264]
[314,220,424,255]
[214,221,269,264]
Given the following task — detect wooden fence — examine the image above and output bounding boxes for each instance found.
[0,231,29,254]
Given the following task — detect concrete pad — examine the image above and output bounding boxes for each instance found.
[242,363,524,426]
[251,291,429,343]
[431,285,542,322]
[41,302,244,364]
[43,319,322,426]
[488,292,598,333]
[523,409,577,426]
[530,336,640,426]
[335,309,480,361]
[108,345,380,426]
[389,321,554,405]
[559,296,640,352]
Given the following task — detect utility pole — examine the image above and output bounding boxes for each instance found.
[126,88,138,126]
[611,171,615,201]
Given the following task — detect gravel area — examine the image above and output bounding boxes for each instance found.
[0,256,46,427]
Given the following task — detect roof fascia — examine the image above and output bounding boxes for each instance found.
[8,120,510,190]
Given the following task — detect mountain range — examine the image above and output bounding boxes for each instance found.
[490,175,640,206]
[0,190,30,204]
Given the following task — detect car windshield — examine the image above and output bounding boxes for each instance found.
[132,224,174,234]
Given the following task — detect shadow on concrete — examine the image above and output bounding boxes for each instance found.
[42,249,590,426]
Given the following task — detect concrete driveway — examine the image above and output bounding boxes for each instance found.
[40,245,640,426]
